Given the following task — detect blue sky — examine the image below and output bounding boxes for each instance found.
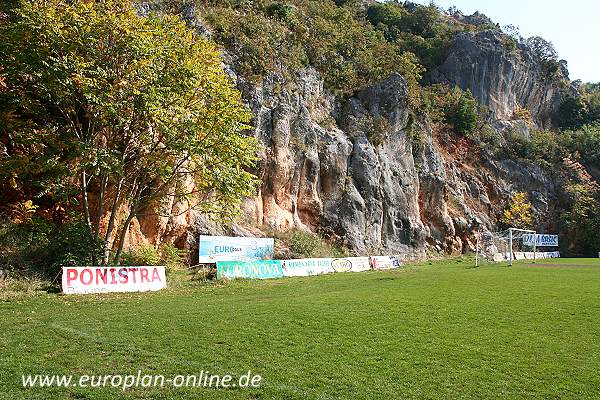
[410,0,599,83]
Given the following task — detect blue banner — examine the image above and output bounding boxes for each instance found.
[199,235,274,263]
[522,234,559,247]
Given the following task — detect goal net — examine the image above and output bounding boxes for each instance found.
[476,228,537,266]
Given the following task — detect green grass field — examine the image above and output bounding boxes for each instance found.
[2,258,600,399]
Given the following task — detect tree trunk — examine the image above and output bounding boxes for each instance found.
[81,170,92,233]
[94,174,107,238]
[101,177,123,265]
[112,209,136,266]
[112,183,143,266]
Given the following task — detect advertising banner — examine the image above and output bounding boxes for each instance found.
[62,266,166,295]
[522,234,559,247]
[198,235,274,263]
[216,260,283,280]
[331,257,371,273]
[370,256,402,270]
[493,253,507,262]
[281,258,334,277]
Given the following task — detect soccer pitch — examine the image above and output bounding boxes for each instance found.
[2,258,600,399]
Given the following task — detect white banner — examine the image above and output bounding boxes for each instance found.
[62,266,166,295]
[370,256,402,270]
[198,235,274,263]
[281,258,333,277]
[492,252,561,262]
[331,257,371,273]
[522,234,559,247]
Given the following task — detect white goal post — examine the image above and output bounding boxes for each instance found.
[506,228,537,266]
[476,228,537,267]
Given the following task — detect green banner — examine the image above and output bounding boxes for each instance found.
[217,260,284,280]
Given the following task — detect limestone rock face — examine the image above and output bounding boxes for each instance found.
[234,70,427,255]
[229,66,557,256]
[133,64,560,258]
[428,30,563,129]
[131,3,562,258]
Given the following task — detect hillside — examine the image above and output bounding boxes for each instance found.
[139,0,597,257]
[1,0,599,274]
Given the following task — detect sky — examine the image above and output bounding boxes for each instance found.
[410,0,599,83]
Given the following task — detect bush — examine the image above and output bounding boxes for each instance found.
[289,230,321,258]
[559,86,600,130]
[446,91,479,135]
[287,229,346,259]
[366,116,390,147]
[203,6,308,81]
[499,192,533,229]
[120,243,186,271]
[265,2,296,22]
[366,2,462,73]
[423,85,480,136]
[120,244,161,266]
[0,217,103,277]
[160,243,187,271]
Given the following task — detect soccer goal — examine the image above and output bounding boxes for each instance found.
[476,228,537,266]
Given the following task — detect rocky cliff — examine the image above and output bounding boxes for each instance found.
[131,3,564,260]
[428,30,564,129]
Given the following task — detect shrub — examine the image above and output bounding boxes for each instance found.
[265,2,296,22]
[559,94,587,130]
[120,244,161,266]
[203,6,308,81]
[289,230,321,258]
[45,220,104,270]
[366,2,461,73]
[267,228,346,259]
[120,243,186,271]
[160,243,187,271]
[425,85,480,136]
[366,116,390,147]
[446,91,479,135]
[0,217,102,277]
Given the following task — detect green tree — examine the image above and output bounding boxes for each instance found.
[0,0,258,265]
[500,192,533,229]
[560,158,600,255]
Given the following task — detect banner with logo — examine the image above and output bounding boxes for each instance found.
[62,266,166,295]
[281,258,334,277]
[198,235,274,263]
[522,234,559,247]
[216,260,283,280]
[331,257,371,273]
[370,256,402,270]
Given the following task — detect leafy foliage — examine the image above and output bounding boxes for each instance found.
[197,0,425,95]
[525,36,562,80]
[0,217,102,276]
[560,159,600,255]
[559,84,600,130]
[366,1,460,73]
[0,0,258,265]
[500,192,533,229]
[422,84,480,136]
